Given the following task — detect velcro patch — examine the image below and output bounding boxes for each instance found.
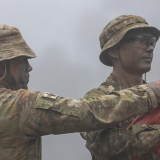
[42,92,59,100]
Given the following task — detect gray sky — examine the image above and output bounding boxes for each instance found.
[1,0,160,159]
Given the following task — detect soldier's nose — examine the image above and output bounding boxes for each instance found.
[28,65,33,72]
[146,45,154,53]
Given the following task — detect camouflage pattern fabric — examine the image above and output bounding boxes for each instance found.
[0,82,157,160]
[99,15,160,66]
[81,73,160,160]
[0,24,36,61]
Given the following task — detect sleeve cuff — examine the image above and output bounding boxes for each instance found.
[145,86,158,109]
[137,84,157,110]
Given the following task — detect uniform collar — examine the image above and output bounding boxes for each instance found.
[0,85,7,89]
[101,73,146,91]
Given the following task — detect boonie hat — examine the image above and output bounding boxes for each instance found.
[99,15,160,66]
[0,24,36,62]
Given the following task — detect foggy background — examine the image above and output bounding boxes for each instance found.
[1,0,160,159]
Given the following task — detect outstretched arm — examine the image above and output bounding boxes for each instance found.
[17,84,156,137]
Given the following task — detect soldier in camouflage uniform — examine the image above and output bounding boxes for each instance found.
[0,24,160,160]
[81,15,160,160]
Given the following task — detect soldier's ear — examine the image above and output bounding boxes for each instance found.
[107,47,119,59]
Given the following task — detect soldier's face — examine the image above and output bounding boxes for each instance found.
[119,31,156,75]
[6,56,32,90]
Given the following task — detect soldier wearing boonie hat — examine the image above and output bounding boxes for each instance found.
[0,24,36,61]
[99,15,160,66]
[0,24,36,82]
[0,24,158,160]
[81,15,160,160]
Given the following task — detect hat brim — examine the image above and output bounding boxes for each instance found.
[0,35,37,62]
[99,23,160,66]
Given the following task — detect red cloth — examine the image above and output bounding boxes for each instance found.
[127,106,160,160]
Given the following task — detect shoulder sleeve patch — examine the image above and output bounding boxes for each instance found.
[42,92,59,100]
[34,92,59,110]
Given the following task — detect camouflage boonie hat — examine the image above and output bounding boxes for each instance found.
[99,15,160,66]
[0,24,36,62]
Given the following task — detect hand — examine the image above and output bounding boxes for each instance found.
[147,81,160,103]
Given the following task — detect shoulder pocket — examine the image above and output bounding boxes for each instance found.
[42,92,59,100]
[34,92,59,110]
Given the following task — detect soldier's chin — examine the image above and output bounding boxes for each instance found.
[25,85,28,89]
[142,66,151,74]
[22,82,28,89]
[22,85,28,89]
[23,79,29,89]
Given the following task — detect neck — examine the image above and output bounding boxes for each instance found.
[112,66,144,88]
[0,81,15,90]
[0,79,16,90]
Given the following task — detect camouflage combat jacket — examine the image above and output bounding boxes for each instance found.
[0,83,157,160]
[81,73,160,160]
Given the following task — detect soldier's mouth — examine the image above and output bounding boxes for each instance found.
[26,73,30,79]
[142,56,152,60]
[142,58,152,62]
